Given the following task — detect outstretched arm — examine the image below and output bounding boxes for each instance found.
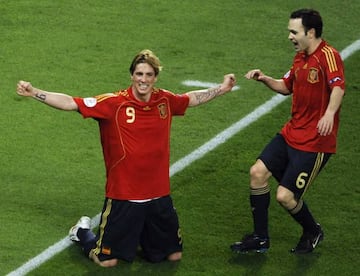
[186,74,236,107]
[245,69,290,95]
[16,81,78,111]
[317,86,345,136]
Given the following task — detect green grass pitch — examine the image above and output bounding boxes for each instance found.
[1,1,359,275]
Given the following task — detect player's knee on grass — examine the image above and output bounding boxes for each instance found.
[167,251,182,261]
[89,251,118,267]
[99,258,118,267]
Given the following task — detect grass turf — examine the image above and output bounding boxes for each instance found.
[1,1,359,275]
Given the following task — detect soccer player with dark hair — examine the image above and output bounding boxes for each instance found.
[17,49,236,267]
[230,8,345,254]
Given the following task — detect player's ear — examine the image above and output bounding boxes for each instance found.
[308,28,316,38]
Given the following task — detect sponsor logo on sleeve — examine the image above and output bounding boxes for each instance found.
[329,76,342,84]
[283,70,290,79]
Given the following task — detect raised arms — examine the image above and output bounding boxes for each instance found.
[17,81,78,111]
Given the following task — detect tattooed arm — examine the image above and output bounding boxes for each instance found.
[186,74,236,107]
[16,80,78,111]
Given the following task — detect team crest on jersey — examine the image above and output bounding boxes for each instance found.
[157,103,168,119]
[307,68,319,84]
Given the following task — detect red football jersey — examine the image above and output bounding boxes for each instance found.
[74,87,189,200]
[281,40,345,153]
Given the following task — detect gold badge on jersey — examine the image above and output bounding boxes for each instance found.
[307,68,319,84]
[158,103,168,119]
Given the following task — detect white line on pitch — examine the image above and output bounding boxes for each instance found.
[7,39,360,276]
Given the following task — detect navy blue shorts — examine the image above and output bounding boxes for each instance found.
[91,195,182,262]
[259,134,332,199]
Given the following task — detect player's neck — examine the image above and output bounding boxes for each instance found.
[131,87,152,102]
[306,38,322,55]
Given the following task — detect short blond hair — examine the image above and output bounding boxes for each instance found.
[129,49,162,76]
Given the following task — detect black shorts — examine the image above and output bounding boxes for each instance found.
[91,195,183,263]
[259,134,332,199]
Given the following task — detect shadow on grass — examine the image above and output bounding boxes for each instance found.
[228,252,267,274]
[78,255,180,276]
[291,252,322,275]
[66,246,179,276]
[227,250,321,275]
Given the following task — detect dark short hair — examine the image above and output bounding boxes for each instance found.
[129,49,162,76]
[290,9,323,37]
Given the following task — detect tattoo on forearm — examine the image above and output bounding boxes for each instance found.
[36,93,46,101]
[194,86,222,104]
